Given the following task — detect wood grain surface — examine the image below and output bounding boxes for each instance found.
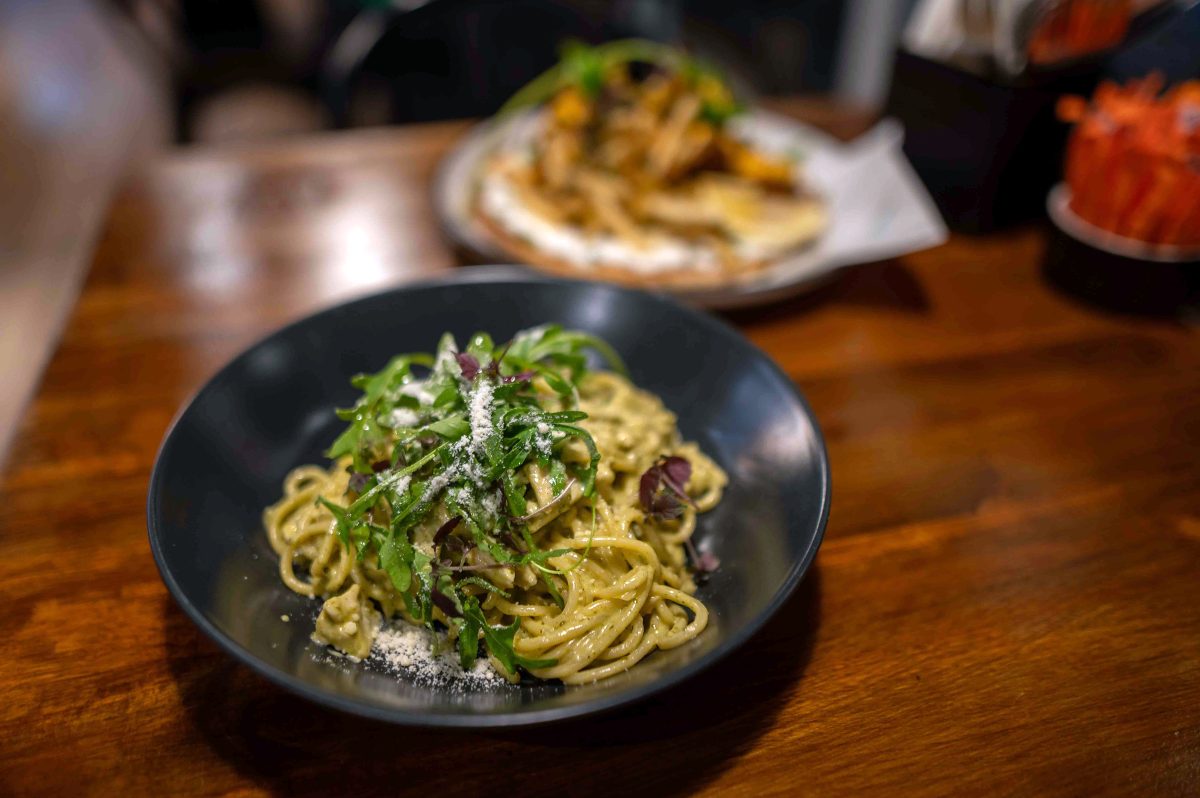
[2,99,1199,797]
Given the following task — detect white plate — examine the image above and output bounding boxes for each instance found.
[433,109,947,309]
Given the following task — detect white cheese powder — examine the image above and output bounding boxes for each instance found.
[377,471,412,496]
[398,380,437,406]
[389,407,421,428]
[467,379,495,450]
[481,489,502,518]
[370,622,505,689]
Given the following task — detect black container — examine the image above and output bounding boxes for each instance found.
[1043,184,1200,318]
[884,48,1104,234]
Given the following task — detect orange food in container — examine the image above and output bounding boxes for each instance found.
[1057,74,1200,250]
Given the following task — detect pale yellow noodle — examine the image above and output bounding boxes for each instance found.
[264,370,727,684]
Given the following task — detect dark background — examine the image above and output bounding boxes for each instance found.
[120,0,876,138]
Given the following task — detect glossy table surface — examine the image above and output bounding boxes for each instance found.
[3,100,1199,796]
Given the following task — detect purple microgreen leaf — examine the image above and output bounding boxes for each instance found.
[371,459,390,473]
[651,492,685,519]
[433,516,460,547]
[639,456,695,519]
[660,456,692,494]
[486,339,515,378]
[456,353,481,381]
[684,537,720,580]
[348,472,369,494]
[442,534,474,563]
[639,463,662,511]
[431,587,461,618]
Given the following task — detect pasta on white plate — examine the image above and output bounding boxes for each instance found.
[264,325,726,684]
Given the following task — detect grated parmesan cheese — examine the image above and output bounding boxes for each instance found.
[436,377,495,493]
[399,380,437,406]
[533,421,556,458]
[481,490,502,518]
[431,339,460,381]
[370,621,506,690]
[423,469,454,502]
[389,407,421,428]
[378,471,412,496]
[466,379,495,451]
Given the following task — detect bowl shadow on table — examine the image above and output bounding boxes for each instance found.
[721,259,931,324]
[1039,223,1200,322]
[162,564,823,798]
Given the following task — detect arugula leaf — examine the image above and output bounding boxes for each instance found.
[457,611,480,669]
[554,423,600,495]
[500,429,535,471]
[325,416,366,460]
[432,385,459,408]
[461,596,555,676]
[378,530,412,592]
[409,550,434,623]
[548,457,567,495]
[317,496,353,546]
[534,364,573,396]
[562,39,606,96]
[501,470,527,517]
[541,410,588,423]
[349,523,370,559]
[361,446,442,506]
[426,414,470,440]
[361,355,413,407]
[325,353,436,470]
[465,332,494,366]
[540,571,565,609]
[457,576,512,599]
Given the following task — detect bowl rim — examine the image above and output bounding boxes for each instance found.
[1047,183,1200,264]
[146,267,831,728]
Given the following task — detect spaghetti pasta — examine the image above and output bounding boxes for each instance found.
[264,328,725,684]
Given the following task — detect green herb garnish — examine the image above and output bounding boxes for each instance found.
[321,325,625,677]
[498,38,743,125]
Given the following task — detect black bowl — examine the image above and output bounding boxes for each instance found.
[147,268,829,727]
[1044,184,1200,318]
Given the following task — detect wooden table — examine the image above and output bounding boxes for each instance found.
[3,100,1199,796]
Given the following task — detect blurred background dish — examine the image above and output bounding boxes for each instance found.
[1044,183,1200,317]
[886,0,1190,232]
[435,41,946,308]
[1056,74,1199,252]
[1042,72,1200,317]
[437,109,947,307]
[463,41,831,291]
